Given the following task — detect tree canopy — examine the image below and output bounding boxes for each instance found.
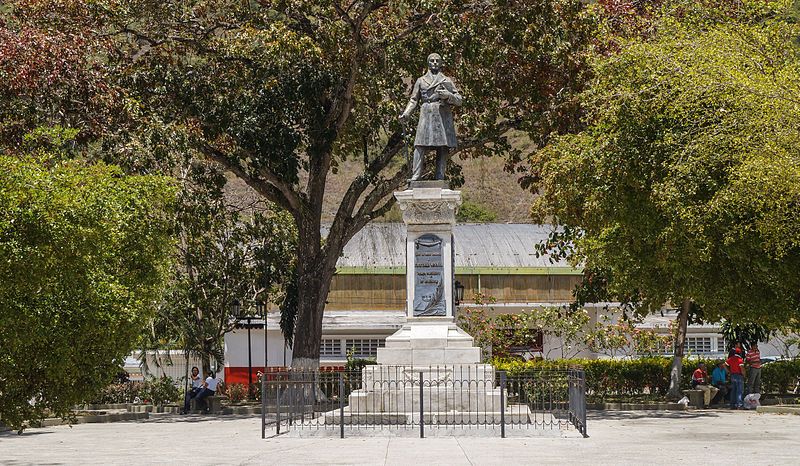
[0,0,600,365]
[532,1,800,325]
[142,162,296,375]
[529,0,800,396]
[0,149,175,431]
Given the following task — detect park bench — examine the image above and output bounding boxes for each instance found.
[683,389,705,408]
[190,395,226,414]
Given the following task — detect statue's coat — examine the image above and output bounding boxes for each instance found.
[403,71,462,148]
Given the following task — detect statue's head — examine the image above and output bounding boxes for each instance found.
[427,53,442,73]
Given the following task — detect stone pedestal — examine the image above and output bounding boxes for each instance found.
[375,181,478,366]
[336,183,528,425]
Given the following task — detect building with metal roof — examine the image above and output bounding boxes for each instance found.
[334,223,578,274]
[222,223,797,382]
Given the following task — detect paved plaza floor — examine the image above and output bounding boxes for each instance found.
[1,410,798,465]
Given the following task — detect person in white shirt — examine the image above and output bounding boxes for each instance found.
[182,366,203,414]
[194,371,219,413]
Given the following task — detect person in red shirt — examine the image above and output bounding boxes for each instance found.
[691,362,719,407]
[726,350,746,409]
[745,342,762,394]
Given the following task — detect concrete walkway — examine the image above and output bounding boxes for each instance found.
[1,410,798,465]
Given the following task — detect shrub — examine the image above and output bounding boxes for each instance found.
[761,360,800,394]
[90,382,144,404]
[227,383,248,403]
[492,356,794,401]
[345,356,377,372]
[139,376,181,405]
[457,200,497,223]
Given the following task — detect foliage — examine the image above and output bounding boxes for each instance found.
[496,356,800,400]
[0,151,175,431]
[91,382,146,405]
[226,383,248,404]
[139,376,181,405]
[761,360,800,394]
[719,322,775,352]
[0,0,601,363]
[458,301,671,359]
[141,162,297,373]
[89,376,181,405]
[345,352,378,373]
[532,6,800,323]
[456,200,497,223]
[529,1,800,396]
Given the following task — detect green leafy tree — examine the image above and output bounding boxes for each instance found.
[530,1,800,398]
[0,0,598,367]
[0,149,175,431]
[141,162,296,376]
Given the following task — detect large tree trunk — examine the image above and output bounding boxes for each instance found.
[289,216,337,370]
[290,265,335,370]
[666,298,691,400]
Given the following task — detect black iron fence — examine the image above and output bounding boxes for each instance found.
[261,365,587,438]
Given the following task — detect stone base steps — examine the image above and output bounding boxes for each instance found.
[321,405,532,425]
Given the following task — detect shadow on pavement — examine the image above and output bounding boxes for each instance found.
[0,430,53,438]
[145,413,276,424]
[1,462,64,466]
[0,414,276,436]
[587,410,722,421]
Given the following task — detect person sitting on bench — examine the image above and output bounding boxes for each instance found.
[692,362,719,407]
[711,360,729,405]
[182,366,203,415]
[194,370,219,413]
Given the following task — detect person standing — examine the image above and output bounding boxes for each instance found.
[726,350,746,409]
[711,360,729,404]
[691,362,719,407]
[745,342,762,395]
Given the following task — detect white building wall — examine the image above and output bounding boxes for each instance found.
[124,351,206,384]
[224,328,292,368]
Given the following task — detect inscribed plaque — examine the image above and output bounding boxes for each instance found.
[413,233,445,316]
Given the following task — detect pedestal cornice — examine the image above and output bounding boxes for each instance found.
[394,187,462,225]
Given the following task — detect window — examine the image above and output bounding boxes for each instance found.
[320,339,342,358]
[717,337,726,353]
[345,338,385,358]
[319,337,387,359]
[685,337,713,354]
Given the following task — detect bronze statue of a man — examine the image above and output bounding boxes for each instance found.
[399,53,463,181]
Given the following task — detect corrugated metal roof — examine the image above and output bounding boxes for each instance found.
[334,223,575,271]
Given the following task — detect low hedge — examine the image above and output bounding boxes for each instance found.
[494,357,800,400]
[88,375,181,405]
[762,360,800,394]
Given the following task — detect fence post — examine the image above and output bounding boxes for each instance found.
[261,374,266,439]
[568,369,574,427]
[339,372,345,439]
[276,382,281,435]
[500,371,506,438]
[581,370,588,438]
[419,371,424,439]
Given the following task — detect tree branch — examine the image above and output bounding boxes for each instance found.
[325,130,404,252]
[199,144,302,217]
